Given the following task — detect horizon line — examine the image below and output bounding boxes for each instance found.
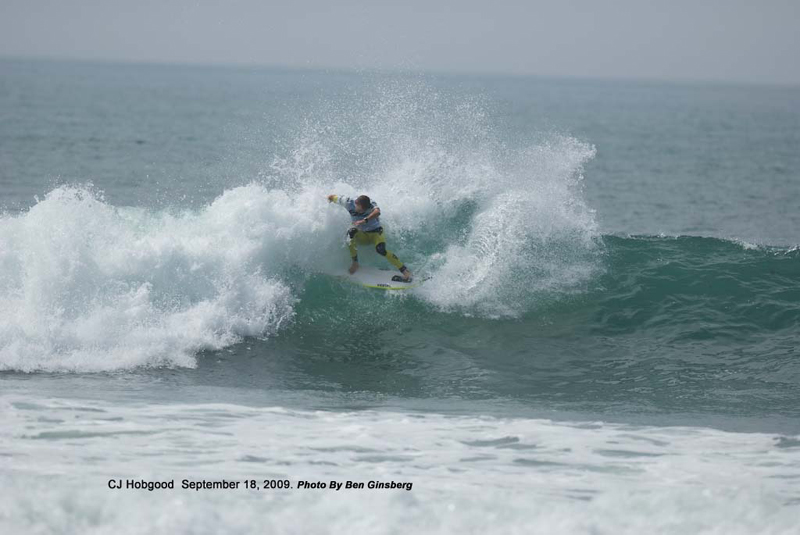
[2,53,799,91]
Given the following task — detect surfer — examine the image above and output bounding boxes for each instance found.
[327,194,412,281]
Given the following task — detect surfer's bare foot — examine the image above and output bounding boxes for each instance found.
[348,261,359,274]
[402,269,412,280]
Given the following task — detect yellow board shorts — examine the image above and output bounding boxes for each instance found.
[347,227,406,272]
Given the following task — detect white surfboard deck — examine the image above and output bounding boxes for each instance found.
[336,265,426,290]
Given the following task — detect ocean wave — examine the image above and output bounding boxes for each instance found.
[3,181,798,375]
[3,78,797,374]
[0,78,601,372]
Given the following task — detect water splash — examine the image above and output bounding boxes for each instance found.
[0,77,601,371]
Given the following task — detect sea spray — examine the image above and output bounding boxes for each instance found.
[266,77,602,317]
[0,77,602,370]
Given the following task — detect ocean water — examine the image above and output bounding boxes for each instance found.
[1,58,799,533]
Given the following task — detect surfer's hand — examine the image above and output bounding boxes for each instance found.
[327,195,336,202]
[355,219,367,226]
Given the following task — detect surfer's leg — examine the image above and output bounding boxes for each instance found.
[347,228,359,261]
[347,229,371,259]
[373,233,411,279]
[347,229,371,273]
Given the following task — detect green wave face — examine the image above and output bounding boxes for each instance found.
[592,236,800,338]
[291,235,800,343]
[275,234,800,417]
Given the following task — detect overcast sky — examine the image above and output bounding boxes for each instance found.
[1,0,798,85]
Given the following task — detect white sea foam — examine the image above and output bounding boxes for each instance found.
[1,396,798,534]
[0,185,312,372]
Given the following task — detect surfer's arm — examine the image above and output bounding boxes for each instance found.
[327,194,348,207]
[353,207,379,226]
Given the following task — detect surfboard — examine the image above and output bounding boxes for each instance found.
[338,266,426,290]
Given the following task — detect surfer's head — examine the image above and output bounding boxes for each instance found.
[355,195,371,212]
